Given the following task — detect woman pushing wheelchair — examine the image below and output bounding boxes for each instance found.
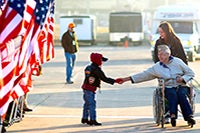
[116,45,196,127]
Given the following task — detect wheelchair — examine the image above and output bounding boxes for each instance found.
[152,78,196,128]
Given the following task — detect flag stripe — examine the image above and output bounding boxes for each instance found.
[0,10,22,43]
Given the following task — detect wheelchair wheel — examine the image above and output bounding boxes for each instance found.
[160,101,165,128]
[157,100,161,126]
[190,92,196,114]
[153,88,165,128]
[190,98,195,114]
[153,89,159,124]
[157,95,165,128]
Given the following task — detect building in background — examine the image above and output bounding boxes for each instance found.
[54,0,200,42]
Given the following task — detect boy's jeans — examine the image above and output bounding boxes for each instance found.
[82,90,96,120]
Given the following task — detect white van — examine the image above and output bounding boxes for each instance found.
[60,15,97,45]
[109,12,144,45]
[150,5,200,61]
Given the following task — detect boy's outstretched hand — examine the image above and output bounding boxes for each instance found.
[115,78,124,84]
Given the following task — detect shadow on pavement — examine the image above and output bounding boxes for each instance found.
[8,118,198,133]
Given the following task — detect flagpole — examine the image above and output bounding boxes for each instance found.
[0,118,3,132]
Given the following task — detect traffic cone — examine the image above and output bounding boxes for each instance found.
[124,39,129,47]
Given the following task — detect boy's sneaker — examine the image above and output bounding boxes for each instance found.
[81,118,90,124]
[89,120,102,126]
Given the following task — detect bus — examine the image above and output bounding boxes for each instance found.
[60,15,97,45]
[150,5,200,61]
[109,12,144,45]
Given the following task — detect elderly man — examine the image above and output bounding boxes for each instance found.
[117,45,196,127]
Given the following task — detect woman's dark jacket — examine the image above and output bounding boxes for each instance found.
[153,38,188,64]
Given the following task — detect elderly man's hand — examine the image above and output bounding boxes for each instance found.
[176,75,183,83]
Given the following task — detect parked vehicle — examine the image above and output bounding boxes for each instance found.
[150,5,200,61]
[60,15,97,45]
[109,12,144,45]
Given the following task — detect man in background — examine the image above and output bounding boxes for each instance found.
[61,23,79,84]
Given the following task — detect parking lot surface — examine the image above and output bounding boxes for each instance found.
[6,45,200,133]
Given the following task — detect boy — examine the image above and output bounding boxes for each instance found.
[81,53,120,126]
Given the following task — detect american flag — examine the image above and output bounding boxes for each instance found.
[0,0,27,118]
[0,0,55,118]
[0,0,25,44]
[0,0,5,10]
[0,0,4,7]
[11,0,55,97]
[37,0,55,64]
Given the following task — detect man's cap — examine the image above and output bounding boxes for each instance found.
[68,23,75,28]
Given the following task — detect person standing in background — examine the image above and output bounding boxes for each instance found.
[153,21,188,65]
[61,22,79,84]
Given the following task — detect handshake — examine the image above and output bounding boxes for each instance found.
[115,78,125,84]
[115,77,131,84]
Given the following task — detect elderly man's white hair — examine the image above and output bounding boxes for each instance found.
[157,45,171,55]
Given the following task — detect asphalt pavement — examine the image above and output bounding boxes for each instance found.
[5,44,200,133]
